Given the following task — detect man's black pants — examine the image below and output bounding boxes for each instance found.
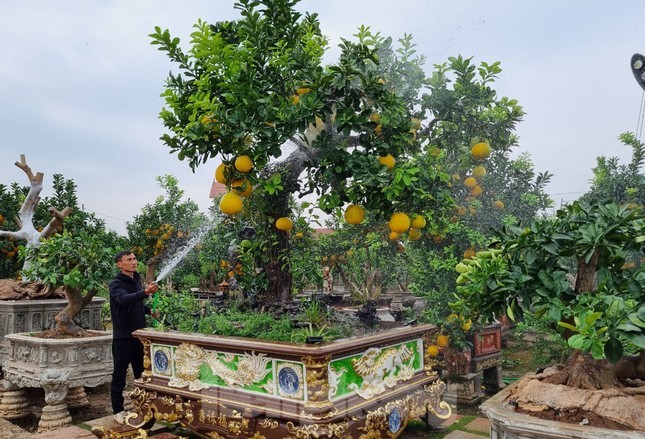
[111,338,144,414]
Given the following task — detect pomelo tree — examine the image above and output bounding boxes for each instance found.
[151,0,456,304]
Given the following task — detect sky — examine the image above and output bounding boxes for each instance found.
[1,1,644,236]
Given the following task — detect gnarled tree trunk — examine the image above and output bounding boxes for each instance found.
[54,286,98,336]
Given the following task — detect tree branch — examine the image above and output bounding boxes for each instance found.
[40,207,73,240]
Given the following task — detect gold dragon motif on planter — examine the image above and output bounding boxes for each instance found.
[169,343,272,392]
[349,345,415,399]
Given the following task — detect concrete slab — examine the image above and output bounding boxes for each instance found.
[30,425,96,439]
[464,417,490,433]
[444,431,486,439]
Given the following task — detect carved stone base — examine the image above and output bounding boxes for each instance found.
[0,388,30,419]
[443,372,484,406]
[66,386,90,408]
[38,402,72,431]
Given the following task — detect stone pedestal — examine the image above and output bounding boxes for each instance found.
[443,372,485,406]
[0,382,29,419]
[0,331,113,430]
[471,352,504,391]
[66,386,90,408]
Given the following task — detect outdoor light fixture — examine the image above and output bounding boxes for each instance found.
[631,53,645,91]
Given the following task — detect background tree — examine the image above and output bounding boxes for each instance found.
[580,132,645,206]
[127,175,205,284]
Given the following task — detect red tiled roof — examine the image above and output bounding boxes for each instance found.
[209,181,227,198]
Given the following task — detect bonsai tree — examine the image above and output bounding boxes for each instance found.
[21,230,114,335]
[452,201,645,426]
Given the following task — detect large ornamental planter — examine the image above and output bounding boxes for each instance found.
[0,331,113,431]
[0,297,106,366]
[481,382,644,439]
[128,324,451,438]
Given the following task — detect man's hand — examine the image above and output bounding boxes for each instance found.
[144,282,159,296]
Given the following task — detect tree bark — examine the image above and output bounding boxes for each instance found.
[54,286,97,336]
[542,350,622,390]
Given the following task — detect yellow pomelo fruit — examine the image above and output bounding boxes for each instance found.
[295,232,304,238]
[461,319,472,331]
[388,213,411,233]
[234,155,254,173]
[378,154,396,169]
[464,177,477,188]
[374,125,383,136]
[470,185,483,197]
[447,313,459,322]
[215,163,230,184]
[410,214,426,229]
[437,334,450,348]
[426,345,439,357]
[463,248,476,259]
[493,200,505,210]
[370,112,381,123]
[408,228,422,241]
[296,87,311,96]
[291,95,300,105]
[389,231,399,241]
[275,217,293,231]
[344,204,365,224]
[471,142,491,160]
[231,178,253,197]
[219,191,244,215]
[472,166,486,178]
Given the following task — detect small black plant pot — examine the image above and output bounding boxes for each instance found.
[305,336,324,344]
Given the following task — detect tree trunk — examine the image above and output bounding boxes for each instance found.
[54,286,97,336]
[146,254,162,285]
[263,230,291,304]
[542,350,622,390]
[575,248,600,293]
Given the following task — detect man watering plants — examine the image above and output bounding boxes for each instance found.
[109,250,160,425]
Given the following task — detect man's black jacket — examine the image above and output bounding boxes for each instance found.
[109,272,151,339]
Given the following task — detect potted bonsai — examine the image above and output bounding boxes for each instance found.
[1,230,116,431]
[452,201,645,435]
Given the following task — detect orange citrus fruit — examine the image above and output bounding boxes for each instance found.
[215,163,230,184]
[437,334,450,348]
[493,200,505,210]
[464,177,477,188]
[472,166,486,178]
[461,319,472,331]
[388,212,410,233]
[374,125,383,136]
[295,232,304,238]
[463,248,476,259]
[378,154,395,169]
[296,87,311,96]
[219,191,244,215]
[275,217,293,231]
[447,313,459,322]
[231,178,253,197]
[345,205,365,224]
[370,112,381,123]
[234,155,254,173]
[389,231,400,241]
[471,142,491,160]
[426,345,439,357]
[408,228,422,241]
[411,214,426,229]
[470,185,483,197]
